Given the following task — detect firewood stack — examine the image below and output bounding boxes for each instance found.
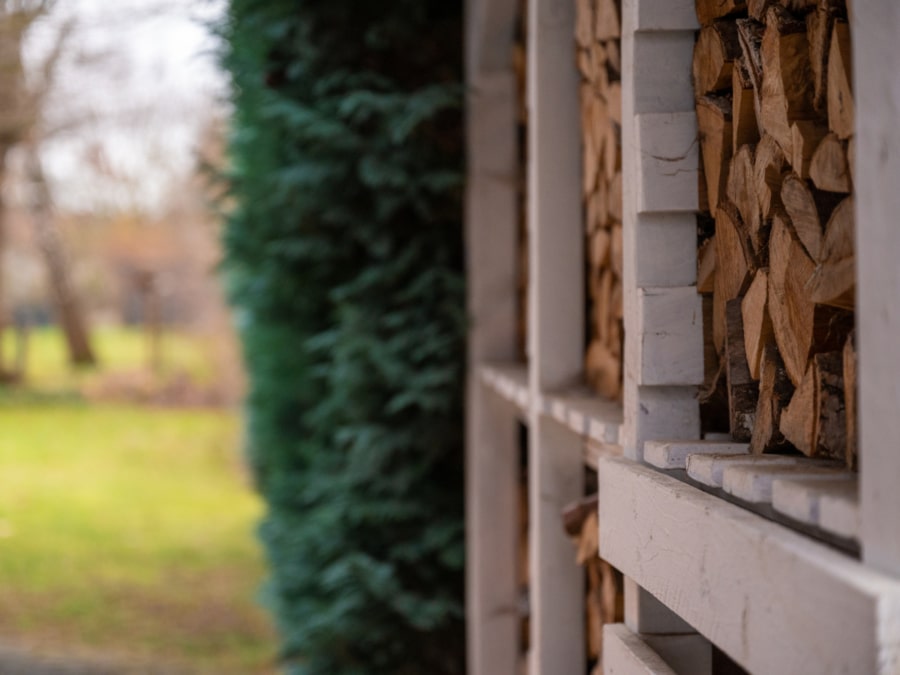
[516,0,529,363]
[562,495,625,673]
[576,0,624,400]
[694,0,857,468]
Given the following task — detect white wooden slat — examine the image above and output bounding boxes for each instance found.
[624,577,695,635]
[466,383,520,675]
[634,213,698,288]
[465,34,520,674]
[584,440,624,471]
[855,0,900,577]
[643,441,748,470]
[480,363,529,417]
[526,0,583,394]
[635,287,704,386]
[819,480,861,541]
[539,390,622,443]
[685,453,801,488]
[466,0,519,76]
[643,634,713,675]
[721,463,849,504]
[528,417,585,674]
[525,0,586,668]
[622,385,700,462]
[771,476,858,527]
[635,113,700,214]
[626,0,699,32]
[603,624,678,675]
[599,456,900,674]
[632,32,697,115]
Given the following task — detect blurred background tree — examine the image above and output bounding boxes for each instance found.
[221,1,466,673]
[0,0,95,375]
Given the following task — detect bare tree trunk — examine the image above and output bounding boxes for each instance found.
[0,157,7,377]
[25,144,96,366]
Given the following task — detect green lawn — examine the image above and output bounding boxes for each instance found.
[1,325,218,394]
[0,403,277,673]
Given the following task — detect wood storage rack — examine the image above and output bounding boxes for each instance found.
[466,0,900,672]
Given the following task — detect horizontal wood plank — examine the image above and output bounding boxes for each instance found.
[599,456,900,674]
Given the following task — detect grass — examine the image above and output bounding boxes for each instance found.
[0,327,277,673]
[1,325,218,394]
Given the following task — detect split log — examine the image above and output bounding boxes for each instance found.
[713,202,752,352]
[587,178,609,232]
[590,228,612,271]
[809,195,854,310]
[726,144,757,233]
[606,40,621,77]
[696,0,747,26]
[759,5,816,158]
[843,330,856,469]
[594,0,620,41]
[725,298,759,441]
[610,223,623,277]
[778,0,818,13]
[591,268,614,344]
[827,21,853,139]
[806,6,836,111]
[847,134,855,186]
[736,18,765,92]
[809,132,851,193]
[576,0,594,48]
[582,98,602,198]
[697,95,733,213]
[741,268,773,379]
[578,49,594,82]
[562,494,599,538]
[750,341,795,453]
[608,171,622,222]
[693,21,742,96]
[754,135,786,217]
[604,122,621,179]
[790,120,829,179]
[768,214,815,386]
[752,134,787,256]
[591,42,608,85]
[586,338,621,400]
[733,58,760,150]
[698,235,717,294]
[748,0,776,21]
[780,351,846,460]
[606,81,622,125]
[780,172,841,260]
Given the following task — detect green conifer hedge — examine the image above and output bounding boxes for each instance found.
[220,2,466,673]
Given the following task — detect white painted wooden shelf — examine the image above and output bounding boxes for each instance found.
[480,362,530,419]
[598,456,900,674]
[480,362,623,461]
[645,442,861,543]
[466,0,900,673]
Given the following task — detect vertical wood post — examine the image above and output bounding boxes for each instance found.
[526,0,585,671]
[465,1,522,672]
[854,2,900,579]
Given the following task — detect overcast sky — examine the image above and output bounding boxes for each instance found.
[21,0,228,213]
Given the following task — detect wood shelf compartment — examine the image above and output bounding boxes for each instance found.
[598,455,900,675]
[480,362,530,419]
[538,388,622,446]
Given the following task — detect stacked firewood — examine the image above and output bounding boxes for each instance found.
[562,495,625,673]
[694,0,857,468]
[577,0,624,400]
[518,473,529,674]
[516,0,529,363]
